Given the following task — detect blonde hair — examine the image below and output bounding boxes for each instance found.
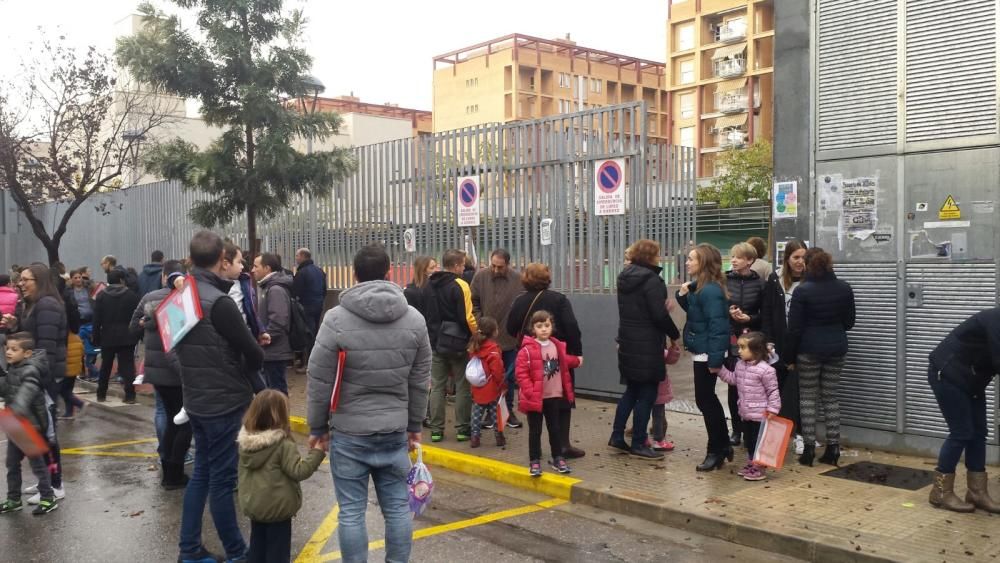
[730,242,758,261]
[243,389,291,438]
[626,239,661,268]
[411,256,434,288]
[691,244,728,297]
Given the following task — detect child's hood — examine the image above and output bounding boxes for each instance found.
[237,427,286,469]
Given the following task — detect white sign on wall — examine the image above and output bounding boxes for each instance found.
[594,159,625,216]
[456,176,481,227]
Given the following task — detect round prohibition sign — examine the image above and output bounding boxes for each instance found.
[597,161,623,193]
[459,179,479,207]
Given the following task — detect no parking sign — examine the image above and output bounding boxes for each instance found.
[456,176,480,227]
[594,159,625,216]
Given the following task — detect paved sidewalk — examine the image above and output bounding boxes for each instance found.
[281,372,999,563]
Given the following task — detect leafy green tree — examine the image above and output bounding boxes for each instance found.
[116,0,355,254]
[0,38,173,265]
[698,139,773,208]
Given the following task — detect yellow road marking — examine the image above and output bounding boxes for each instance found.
[62,450,159,458]
[420,445,580,501]
[294,504,340,563]
[316,498,566,562]
[68,438,159,451]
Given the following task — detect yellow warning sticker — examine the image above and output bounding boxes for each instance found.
[939,195,961,220]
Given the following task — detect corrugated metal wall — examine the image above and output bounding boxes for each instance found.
[904,263,998,441]
[905,0,998,142]
[2,102,696,295]
[834,263,899,431]
[817,0,898,151]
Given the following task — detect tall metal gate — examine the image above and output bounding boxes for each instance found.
[2,102,696,295]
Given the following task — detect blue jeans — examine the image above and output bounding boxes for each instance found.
[263,361,289,395]
[179,408,247,560]
[502,349,518,410]
[929,367,987,473]
[611,380,659,450]
[154,390,167,463]
[331,432,412,563]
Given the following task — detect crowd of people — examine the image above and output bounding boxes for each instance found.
[1,226,999,563]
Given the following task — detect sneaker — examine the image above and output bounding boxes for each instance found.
[483,423,495,430]
[793,434,805,455]
[607,438,630,454]
[177,548,223,563]
[23,484,38,494]
[431,432,443,443]
[27,487,64,505]
[550,457,572,474]
[174,408,189,425]
[529,460,542,477]
[184,451,195,465]
[133,373,144,385]
[32,498,58,515]
[651,439,675,452]
[506,412,523,429]
[736,461,754,477]
[470,435,481,448]
[743,465,767,481]
[456,433,470,442]
[0,499,23,514]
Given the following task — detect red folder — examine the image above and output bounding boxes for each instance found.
[328,349,347,413]
[752,414,794,470]
[0,409,50,458]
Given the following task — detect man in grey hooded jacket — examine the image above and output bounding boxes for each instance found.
[307,243,430,563]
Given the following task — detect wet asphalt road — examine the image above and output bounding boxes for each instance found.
[0,395,801,562]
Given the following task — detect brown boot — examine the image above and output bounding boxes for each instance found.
[929,471,975,513]
[965,472,1000,513]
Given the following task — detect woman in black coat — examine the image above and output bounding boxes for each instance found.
[724,242,765,446]
[507,262,583,455]
[607,240,680,461]
[785,248,855,467]
[761,239,808,453]
[404,256,437,312]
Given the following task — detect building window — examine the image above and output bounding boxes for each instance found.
[679,126,695,147]
[679,93,695,118]
[679,60,695,84]
[590,78,602,93]
[465,78,479,87]
[559,72,571,88]
[465,104,480,114]
[677,24,695,51]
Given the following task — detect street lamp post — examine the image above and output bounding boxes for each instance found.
[298,75,325,254]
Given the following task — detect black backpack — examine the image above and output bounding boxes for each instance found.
[286,293,313,352]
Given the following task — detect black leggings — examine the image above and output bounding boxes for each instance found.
[154,385,193,468]
[693,362,730,454]
[527,398,563,461]
[99,346,136,400]
[728,384,742,436]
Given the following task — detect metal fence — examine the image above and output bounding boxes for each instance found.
[2,102,696,292]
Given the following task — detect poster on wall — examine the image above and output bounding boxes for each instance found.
[841,176,878,240]
[818,174,843,213]
[772,181,798,219]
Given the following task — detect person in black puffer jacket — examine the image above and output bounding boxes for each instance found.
[129,259,192,489]
[785,248,855,467]
[724,242,765,447]
[926,306,1000,513]
[608,240,680,461]
[93,269,141,403]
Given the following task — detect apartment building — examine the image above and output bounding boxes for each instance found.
[667,0,774,177]
[433,34,670,139]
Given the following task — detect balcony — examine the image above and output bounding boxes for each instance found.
[714,77,756,113]
[711,43,747,79]
[712,114,748,149]
[714,18,747,43]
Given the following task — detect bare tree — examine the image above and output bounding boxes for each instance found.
[0,37,174,265]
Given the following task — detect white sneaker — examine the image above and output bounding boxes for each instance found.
[27,487,65,505]
[133,373,144,385]
[793,434,805,455]
[173,408,189,425]
[24,484,38,494]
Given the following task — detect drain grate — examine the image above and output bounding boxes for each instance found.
[820,462,935,491]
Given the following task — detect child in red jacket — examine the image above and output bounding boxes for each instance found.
[467,317,507,448]
[516,310,582,477]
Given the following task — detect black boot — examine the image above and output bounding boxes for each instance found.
[799,444,816,467]
[696,447,732,472]
[729,430,742,447]
[161,461,189,490]
[818,443,840,466]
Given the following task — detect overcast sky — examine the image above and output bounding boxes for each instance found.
[0,0,668,111]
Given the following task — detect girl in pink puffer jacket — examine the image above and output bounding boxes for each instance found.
[718,331,781,482]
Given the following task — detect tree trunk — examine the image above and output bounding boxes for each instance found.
[45,242,61,267]
[247,204,258,258]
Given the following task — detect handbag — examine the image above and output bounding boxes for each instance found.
[435,320,469,354]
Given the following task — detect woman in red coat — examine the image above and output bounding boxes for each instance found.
[516,310,582,477]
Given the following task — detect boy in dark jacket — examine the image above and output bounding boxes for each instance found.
[0,333,58,515]
[93,269,141,403]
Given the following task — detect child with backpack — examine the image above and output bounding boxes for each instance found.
[238,390,325,563]
[0,332,58,515]
[516,310,582,477]
[717,331,781,482]
[466,317,506,449]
